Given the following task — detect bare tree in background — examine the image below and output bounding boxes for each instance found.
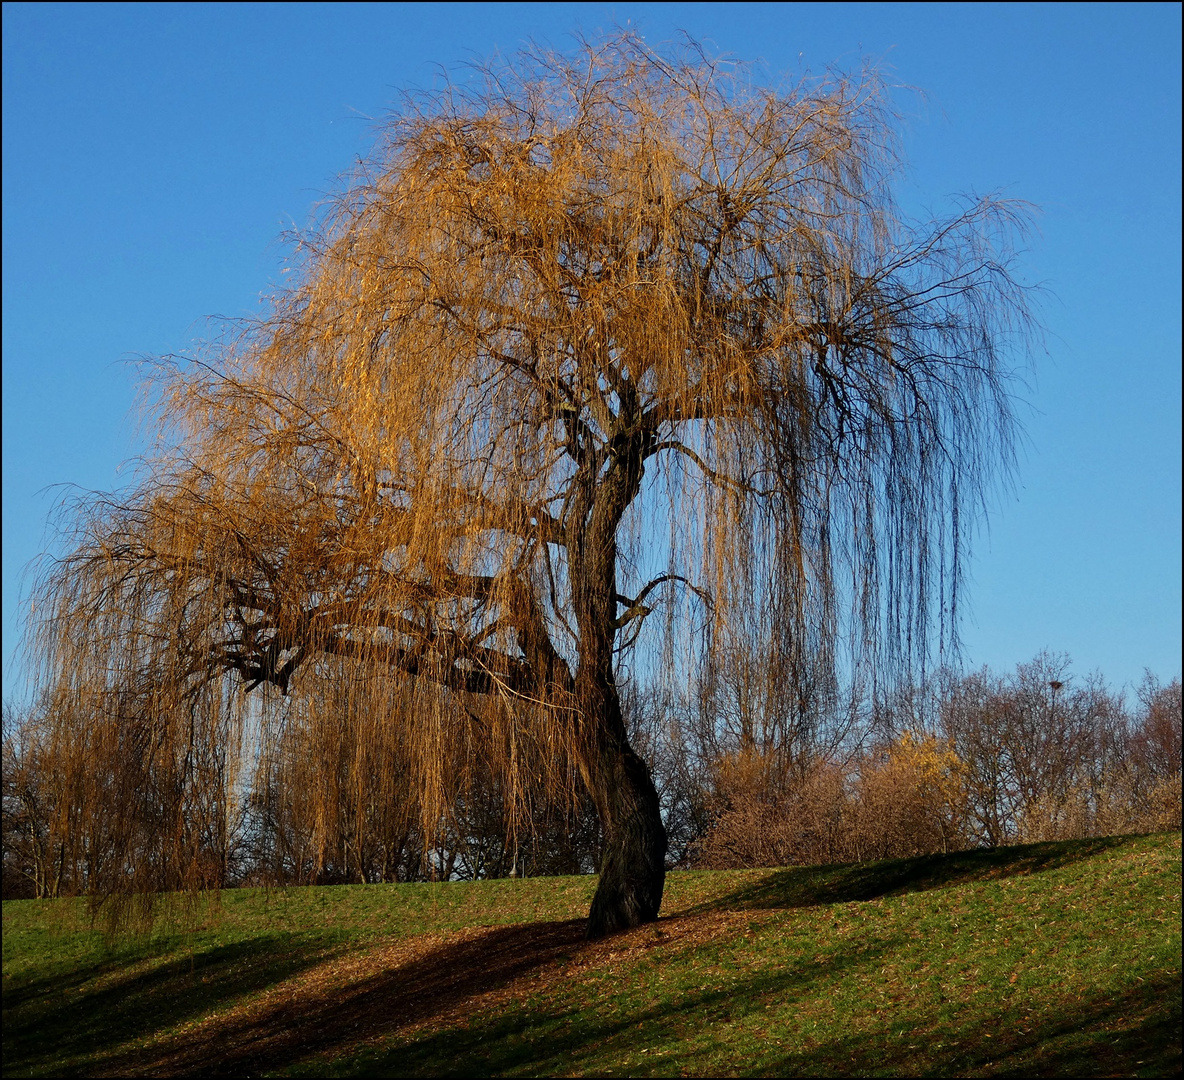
[27,33,1035,935]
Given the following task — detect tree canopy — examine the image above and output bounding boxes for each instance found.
[28,33,1035,935]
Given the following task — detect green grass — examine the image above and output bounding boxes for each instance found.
[4,833,1180,1077]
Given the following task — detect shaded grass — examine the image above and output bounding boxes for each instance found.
[3,832,1180,1077]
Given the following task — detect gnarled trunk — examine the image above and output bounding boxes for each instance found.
[566,437,666,937]
[586,740,666,937]
[578,669,667,938]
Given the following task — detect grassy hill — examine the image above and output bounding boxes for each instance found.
[3,832,1180,1077]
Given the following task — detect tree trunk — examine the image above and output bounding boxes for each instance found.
[579,672,667,939]
[567,442,665,937]
[586,742,667,938]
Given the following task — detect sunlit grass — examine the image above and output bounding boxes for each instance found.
[4,832,1180,1077]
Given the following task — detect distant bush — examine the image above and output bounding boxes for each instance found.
[690,733,972,870]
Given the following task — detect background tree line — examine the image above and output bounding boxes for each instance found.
[5,651,1178,900]
[679,653,1181,871]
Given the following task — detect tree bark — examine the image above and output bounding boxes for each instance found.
[567,434,665,937]
[579,671,667,938]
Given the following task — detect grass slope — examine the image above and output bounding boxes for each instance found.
[3,833,1180,1077]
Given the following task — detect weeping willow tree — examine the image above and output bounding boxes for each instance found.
[28,34,1035,936]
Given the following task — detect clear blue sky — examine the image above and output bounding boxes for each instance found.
[3,2,1180,702]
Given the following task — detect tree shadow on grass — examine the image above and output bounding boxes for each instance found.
[4,933,343,1078]
[686,835,1141,915]
[89,919,594,1077]
[763,973,1182,1078]
[94,918,903,1078]
[306,940,1180,1078]
[975,976,1181,1078]
[329,931,903,1079]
